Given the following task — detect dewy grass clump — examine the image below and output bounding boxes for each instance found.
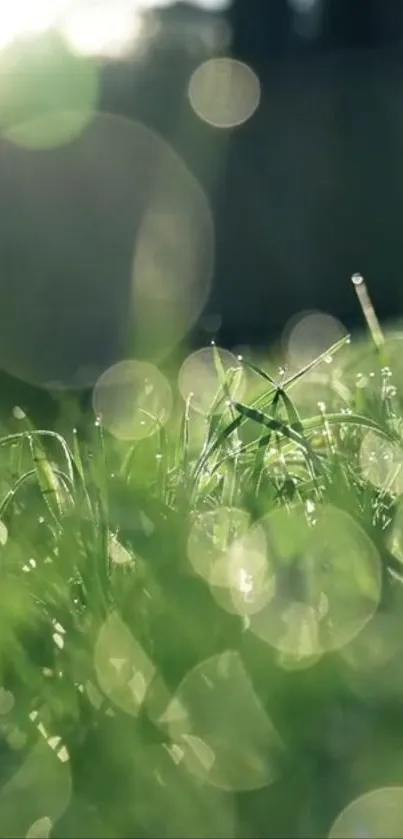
[1,280,403,836]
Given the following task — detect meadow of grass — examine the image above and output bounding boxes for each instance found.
[2,301,403,837]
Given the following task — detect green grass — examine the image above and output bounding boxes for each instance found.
[2,323,403,837]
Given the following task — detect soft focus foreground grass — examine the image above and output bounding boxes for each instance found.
[2,331,403,837]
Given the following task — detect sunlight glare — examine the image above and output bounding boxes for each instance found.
[0,0,67,50]
[61,0,146,59]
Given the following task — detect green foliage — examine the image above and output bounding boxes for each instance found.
[1,331,403,837]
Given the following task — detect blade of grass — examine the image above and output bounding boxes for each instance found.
[250,388,282,494]
[0,428,76,487]
[238,357,277,387]
[193,333,351,481]
[300,411,400,443]
[232,401,323,469]
[281,333,351,391]
[28,432,68,522]
[208,401,400,482]
[0,469,38,519]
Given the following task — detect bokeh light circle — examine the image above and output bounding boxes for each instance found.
[160,651,283,792]
[360,430,403,496]
[60,0,147,59]
[209,532,276,618]
[131,742,237,838]
[0,0,68,48]
[131,176,214,359]
[0,114,213,388]
[93,360,172,441]
[0,33,98,149]
[178,347,245,416]
[388,495,403,568]
[284,310,347,370]
[329,786,403,838]
[187,506,253,582]
[94,610,156,716]
[0,738,71,836]
[248,503,381,660]
[188,507,275,617]
[188,58,261,128]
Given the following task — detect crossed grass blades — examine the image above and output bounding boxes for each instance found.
[1,277,403,837]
